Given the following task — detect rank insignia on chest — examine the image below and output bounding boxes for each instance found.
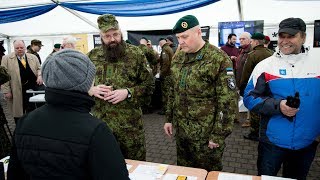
[179,68,188,88]
[106,65,113,77]
[196,54,203,60]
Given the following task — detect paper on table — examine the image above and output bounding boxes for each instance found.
[126,164,132,171]
[0,156,10,173]
[261,175,296,180]
[162,173,197,180]
[132,164,168,178]
[129,172,157,180]
[218,172,252,180]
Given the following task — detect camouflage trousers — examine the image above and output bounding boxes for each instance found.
[176,136,225,171]
[111,122,146,161]
[250,111,261,136]
[0,105,11,159]
[160,76,172,111]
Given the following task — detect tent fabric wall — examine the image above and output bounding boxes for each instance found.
[0,0,319,57]
[0,0,220,24]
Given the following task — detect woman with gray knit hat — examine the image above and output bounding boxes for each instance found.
[7,49,129,180]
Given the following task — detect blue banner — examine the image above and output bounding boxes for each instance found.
[61,0,220,16]
[0,4,57,24]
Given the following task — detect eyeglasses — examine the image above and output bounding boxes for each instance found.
[100,33,121,40]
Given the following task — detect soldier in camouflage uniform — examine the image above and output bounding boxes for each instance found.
[0,66,11,158]
[163,15,237,171]
[158,38,174,115]
[138,37,157,113]
[87,14,154,161]
[139,37,158,75]
[240,33,273,141]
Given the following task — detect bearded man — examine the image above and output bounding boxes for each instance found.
[87,14,154,161]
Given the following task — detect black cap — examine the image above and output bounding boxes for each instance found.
[278,18,306,36]
[166,35,174,43]
[158,38,166,42]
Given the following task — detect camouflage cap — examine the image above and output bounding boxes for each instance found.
[172,15,199,34]
[31,39,43,46]
[97,14,119,32]
[251,32,265,40]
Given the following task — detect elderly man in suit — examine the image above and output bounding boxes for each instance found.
[1,40,42,123]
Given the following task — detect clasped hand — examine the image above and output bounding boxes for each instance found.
[88,85,128,104]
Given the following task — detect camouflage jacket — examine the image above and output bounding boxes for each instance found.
[239,45,273,96]
[87,43,154,120]
[166,41,237,144]
[138,44,158,66]
[0,66,10,85]
[160,44,174,77]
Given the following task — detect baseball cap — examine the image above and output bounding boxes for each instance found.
[278,18,306,36]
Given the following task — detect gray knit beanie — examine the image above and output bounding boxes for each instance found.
[42,49,96,93]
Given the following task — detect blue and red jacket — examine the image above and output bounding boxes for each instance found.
[243,48,320,150]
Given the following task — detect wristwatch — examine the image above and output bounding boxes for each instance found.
[126,88,132,99]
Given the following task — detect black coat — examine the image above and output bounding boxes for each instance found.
[7,88,129,180]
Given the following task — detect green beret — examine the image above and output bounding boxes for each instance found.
[54,43,61,49]
[251,32,265,40]
[172,15,199,34]
[31,39,43,46]
[97,14,119,32]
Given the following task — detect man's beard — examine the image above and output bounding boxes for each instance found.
[229,41,235,46]
[102,39,126,62]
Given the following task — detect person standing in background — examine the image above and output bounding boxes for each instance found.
[220,33,239,71]
[1,40,42,123]
[27,39,43,65]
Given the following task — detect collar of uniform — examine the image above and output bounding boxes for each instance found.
[183,41,208,64]
[253,44,265,50]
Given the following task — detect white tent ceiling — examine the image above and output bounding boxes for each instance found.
[0,0,319,38]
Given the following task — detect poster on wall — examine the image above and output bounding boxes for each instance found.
[93,34,102,48]
[73,34,88,54]
[314,20,320,48]
[127,26,210,52]
[218,20,264,47]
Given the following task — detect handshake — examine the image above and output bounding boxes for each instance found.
[285,92,300,122]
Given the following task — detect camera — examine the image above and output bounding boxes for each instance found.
[285,92,300,122]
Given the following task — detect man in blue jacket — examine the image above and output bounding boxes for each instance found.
[243,18,320,180]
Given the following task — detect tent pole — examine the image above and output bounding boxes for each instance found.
[237,0,244,21]
[7,38,11,54]
[51,0,99,30]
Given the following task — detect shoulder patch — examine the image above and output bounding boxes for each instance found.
[227,77,236,90]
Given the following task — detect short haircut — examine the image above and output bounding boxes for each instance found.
[240,32,251,40]
[62,36,77,45]
[228,33,237,39]
[13,39,25,45]
[141,37,148,42]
